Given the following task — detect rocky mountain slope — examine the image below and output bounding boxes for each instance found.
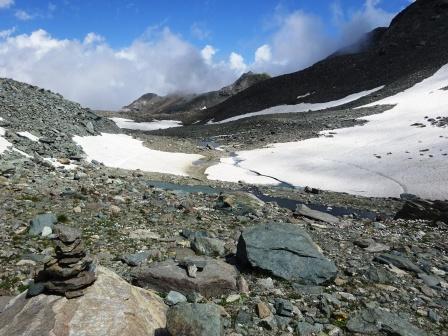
[0,78,119,160]
[120,72,270,122]
[198,0,448,123]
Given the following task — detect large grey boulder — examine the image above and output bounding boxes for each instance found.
[132,256,238,298]
[28,213,57,236]
[0,266,167,336]
[166,303,224,336]
[347,308,427,336]
[236,223,337,285]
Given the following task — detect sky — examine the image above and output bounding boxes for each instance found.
[0,0,414,110]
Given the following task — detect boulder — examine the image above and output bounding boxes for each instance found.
[347,308,427,336]
[28,213,57,236]
[374,253,422,273]
[0,266,167,336]
[236,223,337,285]
[191,236,226,257]
[132,256,238,298]
[395,198,448,223]
[294,204,340,224]
[166,303,224,336]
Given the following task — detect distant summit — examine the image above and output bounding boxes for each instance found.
[197,0,448,123]
[120,72,270,122]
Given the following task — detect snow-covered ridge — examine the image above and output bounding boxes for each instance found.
[206,65,448,199]
[111,117,182,131]
[73,133,202,176]
[213,86,384,124]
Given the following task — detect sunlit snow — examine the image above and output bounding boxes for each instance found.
[0,127,12,155]
[214,86,384,123]
[206,65,448,199]
[111,117,182,131]
[17,131,40,142]
[73,133,202,176]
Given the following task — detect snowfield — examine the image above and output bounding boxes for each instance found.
[213,86,384,124]
[74,133,202,176]
[0,126,12,154]
[206,65,448,200]
[111,117,182,131]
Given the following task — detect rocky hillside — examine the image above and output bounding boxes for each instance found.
[198,0,448,123]
[121,72,270,122]
[0,78,119,159]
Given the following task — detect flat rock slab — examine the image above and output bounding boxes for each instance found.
[166,303,223,336]
[0,266,167,336]
[236,223,337,285]
[132,256,238,298]
[374,253,422,273]
[294,204,340,224]
[347,308,427,336]
[0,297,12,313]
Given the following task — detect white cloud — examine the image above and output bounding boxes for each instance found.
[201,45,216,64]
[0,28,238,110]
[84,32,105,45]
[334,0,395,47]
[191,22,211,40]
[229,52,247,73]
[0,0,398,110]
[0,27,15,39]
[252,0,396,75]
[15,9,33,20]
[0,0,13,9]
[255,44,272,63]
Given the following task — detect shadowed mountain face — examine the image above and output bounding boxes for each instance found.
[120,72,270,122]
[197,0,448,123]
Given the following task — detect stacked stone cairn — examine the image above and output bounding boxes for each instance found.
[29,224,97,299]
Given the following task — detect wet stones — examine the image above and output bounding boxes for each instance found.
[29,224,96,299]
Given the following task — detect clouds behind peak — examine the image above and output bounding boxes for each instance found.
[0,0,398,110]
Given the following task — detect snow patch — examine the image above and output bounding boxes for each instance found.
[44,158,78,170]
[206,66,448,199]
[214,86,384,124]
[73,133,203,176]
[297,92,312,99]
[0,126,12,154]
[111,117,182,131]
[17,131,40,142]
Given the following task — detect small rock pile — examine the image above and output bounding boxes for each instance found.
[29,224,97,299]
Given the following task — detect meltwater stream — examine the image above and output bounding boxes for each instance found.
[147,181,381,220]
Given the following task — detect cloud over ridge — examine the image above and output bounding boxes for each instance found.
[0,1,396,110]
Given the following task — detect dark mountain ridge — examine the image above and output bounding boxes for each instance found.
[121,72,270,122]
[198,0,448,123]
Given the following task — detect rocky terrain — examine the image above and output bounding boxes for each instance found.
[119,72,270,123]
[0,153,446,335]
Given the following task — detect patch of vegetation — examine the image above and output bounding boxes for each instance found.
[57,214,69,223]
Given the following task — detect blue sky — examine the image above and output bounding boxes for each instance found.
[0,0,413,109]
[1,0,410,60]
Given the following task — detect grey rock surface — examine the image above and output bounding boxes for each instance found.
[132,256,238,297]
[236,223,337,284]
[347,308,427,336]
[29,213,57,236]
[294,204,340,224]
[166,303,224,336]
